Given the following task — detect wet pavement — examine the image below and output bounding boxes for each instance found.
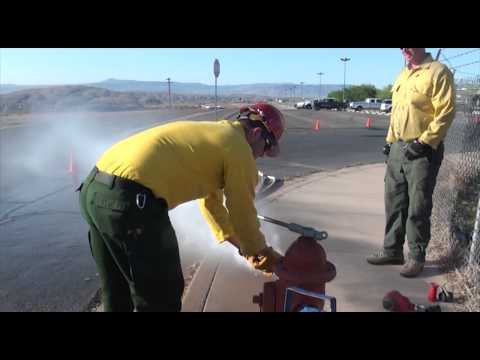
[0,107,391,311]
[0,108,230,311]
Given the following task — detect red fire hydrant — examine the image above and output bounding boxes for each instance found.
[252,235,336,312]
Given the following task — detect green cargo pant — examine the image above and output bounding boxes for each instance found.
[78,168,184,312]
[383,141,444,262]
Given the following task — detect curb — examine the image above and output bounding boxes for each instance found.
[181,251,222,312]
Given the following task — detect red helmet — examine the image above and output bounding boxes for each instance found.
[238,102,285,157]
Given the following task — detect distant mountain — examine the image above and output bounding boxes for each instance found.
[0,79,349,114]
[1,84,52,93]
[1,86,140,113]
[1,79,346,98]
[90,79,345,98]
[0,85,260,114]
[89,79,212,94]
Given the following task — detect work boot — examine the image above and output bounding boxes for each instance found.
[400,260,424,278]
[366,251,404,265]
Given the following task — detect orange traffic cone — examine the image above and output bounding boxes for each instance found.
[68,151,80,188]
[68,151,75,174]
[365,116,372,129]
[314,119,321,131]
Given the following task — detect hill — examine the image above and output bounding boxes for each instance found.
[0,79,347,114]
[0,85,260,114]
[1,79,346,98]
[88,79,345,98]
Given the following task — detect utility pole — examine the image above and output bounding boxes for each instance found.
[213,59,220,120]
[317,72,324,99]
[340,58,351,104]
[166,77,172,108]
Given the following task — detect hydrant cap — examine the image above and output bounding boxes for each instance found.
[276,236,336,284]
[284,236,327,273]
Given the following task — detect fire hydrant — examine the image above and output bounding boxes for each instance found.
[252,235,336,312]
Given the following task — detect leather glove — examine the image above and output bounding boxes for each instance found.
[382,143,391,164]
[246,246,283,276]
[382,143,391,157]
[404,140,432,161]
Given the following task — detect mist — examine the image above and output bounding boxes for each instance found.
[3,112,115,185]
[170,197,288,276]
[1,110,288,276]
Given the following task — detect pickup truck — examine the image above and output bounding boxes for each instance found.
[349,98,383,111]
[313,98,346,111]
[201,104,224,110]
[294,100,313,109]
[380,99,392,113]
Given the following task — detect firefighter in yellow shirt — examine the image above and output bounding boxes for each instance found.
[367,48,456,277]
[78,103,285,311]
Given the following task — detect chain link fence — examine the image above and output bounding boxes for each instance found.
[430,75,480,311]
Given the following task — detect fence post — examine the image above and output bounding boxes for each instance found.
[469,194,480,266]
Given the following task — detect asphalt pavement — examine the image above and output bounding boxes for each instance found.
[0,108,230,311]
[1,106,425,311]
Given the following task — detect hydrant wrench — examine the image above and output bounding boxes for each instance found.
[258,215,328,241]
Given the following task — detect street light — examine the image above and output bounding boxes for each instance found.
[317,72,324,99]
[300,82,304,99]
[213,59,220,121]
[340,57,351,105]
[166,77,172,108]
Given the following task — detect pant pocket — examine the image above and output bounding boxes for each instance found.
[91,191,133,238]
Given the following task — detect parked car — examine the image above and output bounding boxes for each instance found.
[294,100,313,109]
[313,98,346,111]
[201,104,223,110]
[380,99,392,113]
[349,98,383,111]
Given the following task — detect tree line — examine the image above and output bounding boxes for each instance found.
[328,84,393,102]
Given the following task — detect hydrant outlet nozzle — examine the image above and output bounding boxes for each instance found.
[287,223,328,241]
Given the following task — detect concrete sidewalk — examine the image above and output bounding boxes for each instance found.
[182,163,449,312]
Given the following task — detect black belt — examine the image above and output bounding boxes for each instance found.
[396,139,443,147]
[92,167,146,191]
[91,167,167,209]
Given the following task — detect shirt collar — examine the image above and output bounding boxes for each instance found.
[405,53,433,74]
[417,53,434,70]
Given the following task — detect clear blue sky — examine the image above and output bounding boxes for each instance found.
[2,48,479,88]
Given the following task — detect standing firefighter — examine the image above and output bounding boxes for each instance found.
[367,48,456,277]
[78,103,285,311]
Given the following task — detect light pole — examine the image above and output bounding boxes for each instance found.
[166,77,172,108]
[317,72,324,99]
[300,82,304,99]
[213,59,220,120]
[340,57,350,105]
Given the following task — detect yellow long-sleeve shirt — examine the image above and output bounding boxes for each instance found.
[96,120,266,256]
[386,54,456,149]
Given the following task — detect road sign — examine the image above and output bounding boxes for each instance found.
[214,59,220,78]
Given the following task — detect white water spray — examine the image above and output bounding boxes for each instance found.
[5,110,289,275]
